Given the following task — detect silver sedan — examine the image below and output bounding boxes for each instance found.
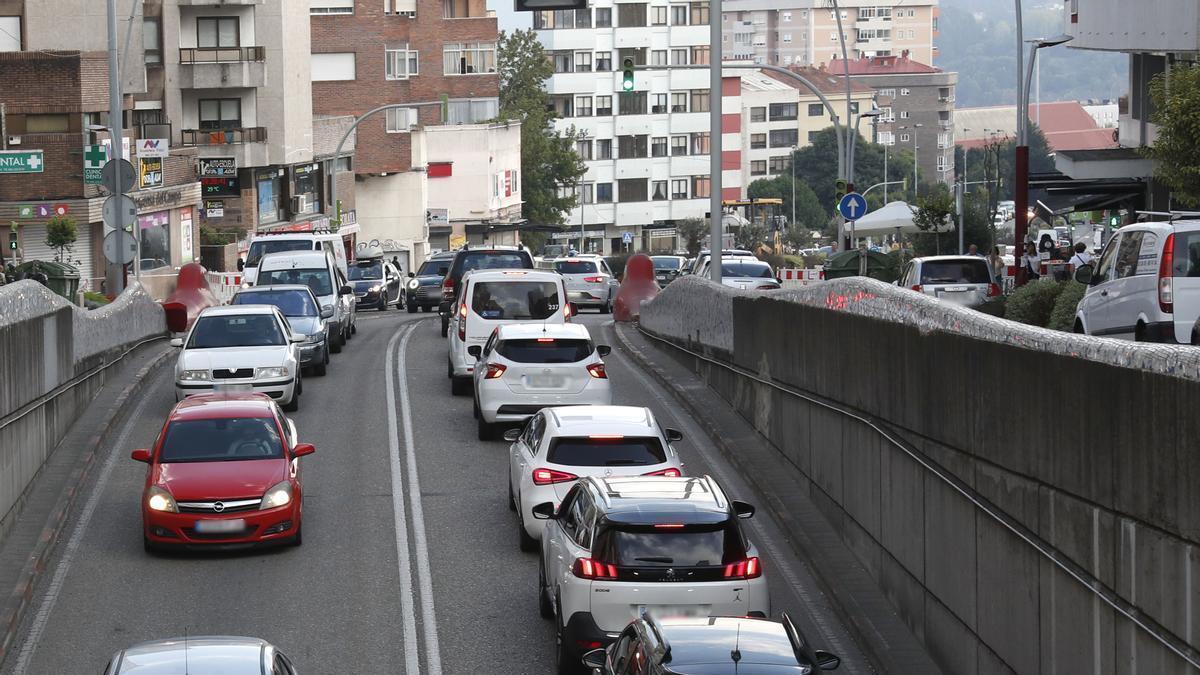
[103,636,298,674]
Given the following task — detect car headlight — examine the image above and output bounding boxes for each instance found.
[146,486,178,513]
[304,332,324,344]
[259,480,293,509]
[371,284,384,293]
[179,369,210,382]
[407,279,420,290]
[241,281,252,289]
[256,366,290,379]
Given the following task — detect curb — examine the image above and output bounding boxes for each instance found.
[0,341,174,664]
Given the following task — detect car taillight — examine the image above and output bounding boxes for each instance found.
[758,283,780,290]
[1159,233,1174,313]
[573,557,618,580]
[643,467,682,477]
[485,363,506,379]
[564,303,572,320]
[987,283,1001,297]
[532,468,578,485]
[911,285,923,293]
[457,302,467,340]
[583,276,605,283]
[723,557,762,580]
[587,363,607,379]
[441,276,455,300]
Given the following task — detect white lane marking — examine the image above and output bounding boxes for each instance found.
[385,323,422,675]
[11,392,156,675]
[395,322,444,675]
[607,321,855,661]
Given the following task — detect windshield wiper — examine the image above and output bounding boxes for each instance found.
[634,556,674,563]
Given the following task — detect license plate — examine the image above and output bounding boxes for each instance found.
[528,375,564,388]
[635,604,710,619]
[194,518,245,533]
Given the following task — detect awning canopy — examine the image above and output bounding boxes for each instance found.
[850,200,952,235]
[1030,172,1146,218]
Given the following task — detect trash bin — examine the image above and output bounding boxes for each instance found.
[14,260,80,301]
[821,250,891,282]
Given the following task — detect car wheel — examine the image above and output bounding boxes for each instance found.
[422,305,432,313]
[508,476,517,512]
[1135,322,1146,342]
[289,522,303,547]
[602,296,613,314]
[283,379,300,412]
[407,299,419,313]
[539,556,555,619]
[477,415,494,440]
[314,356,327,377]
[143,535,160,555]
[331,330,344,354]
[379,295,389,311]
[1074,320,1085,334]
[555,605,577,675]
[452,376,471,397]
[350,320,357,336]
[447,359,454,379]
[517,503,538,552]
[440,318,449,337]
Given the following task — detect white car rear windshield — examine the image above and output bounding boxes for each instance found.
[246,240,313,267]
[920,260,991,284]
[471,281,560,320]
[496,338,591,363]
[596,524,739,567]
[547,437,666,466]
[188,315,284,349]
[258,267,333,297]
[555,260,599,275]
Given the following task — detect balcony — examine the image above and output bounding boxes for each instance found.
[177,0,261,4]
[181,127,267,146]
[178,47,266,89]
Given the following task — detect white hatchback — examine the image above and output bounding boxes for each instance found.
[471,324,612,440]
[504,405,684,550]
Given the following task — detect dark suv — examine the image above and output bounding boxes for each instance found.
[582,613,841,674]
[407,251,455,314]
[438,245,534,336]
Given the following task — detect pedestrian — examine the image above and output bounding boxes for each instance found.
[967,243,980,256]
[1022,242,1041,281]
[987,245,1005,280]
[1068,242,1093,270]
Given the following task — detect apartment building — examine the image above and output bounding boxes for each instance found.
[722,0,938,69]
[535,2,742,254]
[828,53,956,185]
[310,0,501,267]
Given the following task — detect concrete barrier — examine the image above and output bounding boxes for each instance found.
[0,281,166,541]
[640,275,1200,674]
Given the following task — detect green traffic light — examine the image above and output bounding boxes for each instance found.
[622,77,634,91]
[621,57,635,92]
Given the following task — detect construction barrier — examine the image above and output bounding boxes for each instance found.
[204,271,242,304]
[777,268,824,289]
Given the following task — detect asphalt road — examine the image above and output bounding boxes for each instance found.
[1,308,873,674]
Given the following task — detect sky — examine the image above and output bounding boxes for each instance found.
[494,0,532,34]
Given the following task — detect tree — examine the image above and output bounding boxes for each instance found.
[790,128,915,221]
[734,222,768,250]
[497,30,586,226]
[960,124,1055,203]
[1147,64,1200,206]
[677,217,708,256]
[45,215,77,263]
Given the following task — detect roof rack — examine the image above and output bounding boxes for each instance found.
[643,613,672,664]
[1135,210,1200,224]
[782,612,822,668]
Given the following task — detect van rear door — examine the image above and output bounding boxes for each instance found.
[1171,228,1200,343]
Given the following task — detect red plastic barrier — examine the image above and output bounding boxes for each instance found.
[613,254,659,322]
[161,263,220,333]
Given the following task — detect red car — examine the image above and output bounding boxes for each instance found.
[131,392,314,551]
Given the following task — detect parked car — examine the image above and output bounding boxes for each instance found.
[349,255,403,311]
[897,255,1001,309]
[229,284,329,376]
[241,231,349,287]
[407,252,455,313]
[554,257,620,313]
[439,245,535,337]
[256,250,356,352]
[650,256,687,287]
[103,636,300,674]
[1073,219,1200,343]
[712,259,781,291]
[688,249,755,276]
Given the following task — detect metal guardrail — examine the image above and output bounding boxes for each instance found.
[180,127,267,146]
[637,324,1200,671]
[179,46,265,64]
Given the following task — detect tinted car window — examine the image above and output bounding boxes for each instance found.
[919,260,991,284]
[496,338,592,363]
[246,240,313,267]
[188,314,285,348]
[258,267,333,296]
[1174,231,1200,277]
[555,260,599,274]
[160,418,283,462]
[419,260,450,276]
[348,260,383,280]
[722,262,773,278]
[471,281,560,320]
[461,252,529,273]
[652,257,683,270]
[600,524,739,567]
[547,437,666,466]
[232,289,317,317]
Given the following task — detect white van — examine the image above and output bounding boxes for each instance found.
[242,232,349,286]
[257,250,357,351]
[1074,220,1200,344]
[446,269,570,395]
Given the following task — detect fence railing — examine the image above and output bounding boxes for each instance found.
[180,127,267,146]
[179,46,265,64]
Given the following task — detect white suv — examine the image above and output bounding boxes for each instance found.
[471,324,613,440]
[504,406,684,551]
[534,476,769,674]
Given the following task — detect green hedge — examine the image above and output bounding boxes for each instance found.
[1047,281,1087,332]
[1004,280,1067,328]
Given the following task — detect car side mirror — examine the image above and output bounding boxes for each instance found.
[731,500,756,519]
[776,277,783,284]
[321,306,334,319]
[665,428,683,442]
[408,272,416,278]
[468,345,482,358]
[814,650,841,670]
[531,502,556,520]
[169,337,183,347]
[237,258,245,271]
[597,345,611,357]
[340,284,353,296]
[130,448,151,463]
[581,649,607,670]
[290,333,306,343]
[1073,264,1094,285]
[293,442,316,458]
[503,428,522,442]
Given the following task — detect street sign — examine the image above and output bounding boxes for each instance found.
[100,159,136,193]
[622,231,633,244]
[198,157,237,177]
[838,192,868,221]
[136,138,169,159]
[102,229,138,265]
[0,150,44,174]
[17,205,35,218]
[103,194,137,234]
[426,208,449,226]
[84,144,108,185]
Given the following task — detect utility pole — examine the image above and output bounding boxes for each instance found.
[709,0,723,284]
[105,0,125,296]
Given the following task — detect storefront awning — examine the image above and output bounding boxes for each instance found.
[1029,173,1145,217]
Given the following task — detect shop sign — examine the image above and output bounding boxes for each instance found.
[204,199,224,219]
[139,157,163,189]
[132,188,185,211]
[202,176,240,196]
[198,157,237,177]
[181,207,194,263]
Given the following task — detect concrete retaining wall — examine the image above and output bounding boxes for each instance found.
[640,275,1200,674]
[0,281,166,540]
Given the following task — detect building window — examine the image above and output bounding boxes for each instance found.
[691,132,709,154]
[551,51,574,73]
[651,136,668,157]
[576,139,593,160]
[197,17,239,48]
[652,180,668,200]
[652,93,668,114]
[596,95,613,116]
[900,133,910,142]
[445,98,498,123]
[550,95,574,117]
[311,53,357,84]
[143,17,161,64]
[595,7,612,27]
[597,139,613,159]
[782,11,791,21]
[619,92,647,115]
[618,135,648,158]
[879,106,894,121]
[899,110,910,119]
[937,132,949,149]
[689,1,708,25]
[781,32,792,43]
[576,96,593,117]
[385,47,419,79]
[671,48,688,65]
[579,183,595,203]
[443,42,496,74]
[596,52,612,71]
[652,5,668,25]
[671,179,688,199]
[750,133,766,149]
[618,3,647,26]
[671,92,688,113]
[311,0,355,14]
[671,135,688,156]
[807,130,820,143]
[618,178,648,202]
[671,5,688,25]
[769,155,788,174]
[769,129,797,147]
[878,88,896,98]
[692,175,710,198]
[651,49,668,66]
[691,45,710,65]
[199,98,242,129]
[900,88,910,96]
[596,182,613,203]
[575,51,592,72]
[806,103,824,117]
[751,160,767,176]
[385,107,417,132]
[690,89,710,113]
[750,106,766,123]
[618,47,647,66]
[577,8,592,27]
[877,130,895,145]
[769,102,797,121]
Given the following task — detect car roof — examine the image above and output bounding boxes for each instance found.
[586,476,731,524]
[257,250,329,268]
[544,405,657,436]
[114,636,268,674]
[914,255,990,263]
[234,284,314,295]
[553,257,601,265]
[496,323,591,340]
[654,617,802,669]
[464,269,561,282]
[197,304,279,317]
[170,393,276,421]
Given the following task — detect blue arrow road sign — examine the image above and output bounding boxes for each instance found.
[838,192,868,221]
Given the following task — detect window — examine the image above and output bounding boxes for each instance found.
[692,175,710,198]
[576,95,593,117]
[769,155,788,174]
[550,95,574,117]
[311,0,355,13]
[937,132,949,149]
[807,103,824,117]
[618,135,648,158]
[671,48,688,65]
[595,7,612,26]
[807,130,820,143]
[691,132,709,154]
[751,160,767,176]
[782,32,792,43]
[596,183,613,203]
[769,102,798,120]
[900,88,910,96]
[385,47,419,79]
[690,1,708,25]
[445,98,498,124]
[750,106,766,122]
[597,139,613,159]
[199,98,242,130]
[879,106,894,121]
[596,95,613,116]
[652,5,668,25]
[850,102,859,114]
[750,133,766,149]
[671,92,688,113]
[443,42,496,74]
[143,17,161,64]
[577,8,592,27]
[552,51,574,73]
[878,88,896,98]
[769,129,798,147]
[197,17,239,48]
[877,130,895,145]
[691,45,710,65]
[0,16,18,51]
[652,180,668,200]
[652,94,668,114]
[671,5,688,25]
[900,133,910,142]
[899,110,910,119]
[782,11,791,21]
[575,51,592,72]
[671,135,688,156]
[385,107,417,132]
[619,92,647,115]
[932,17,938,31]
[936,155,947,172]
[671,179,688,199]
[830,32,838,42]
[690,89,710,113]
[651,49,668,66]
[618,3,647,26]
[619,178,649,202]
[596,52,612,71]
[579,183,594,204]
[651,136,668,157]
[576,140,593,160]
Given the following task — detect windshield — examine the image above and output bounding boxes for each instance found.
[246,240,313,267]
[257,267,333,297]
[496,338,592,363]
[348,260,383,281]
[471,281,560,320]
[419,260,450,276]
[554,260,599,275]
[920,260,992,284]
[461,252,530,273]
[543,245,567,257]
[187,314,285,349]
[722,262,773,278]
[231,289,317,317]
[547,437,666,466]
[652,257,683,270]
[159,417,284,463]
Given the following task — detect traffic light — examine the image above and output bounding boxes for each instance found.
[1108,214,1120,228]
[8,222,15,251]
[834,178,848,201]
[621,57,635,92]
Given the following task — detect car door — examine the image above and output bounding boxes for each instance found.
[1079,233,1123,336]
[386,263,402,303]
[545,485,584,589]
[510,407,543,498]
[600,260,621,297]
[1171,228,1200,342]
[1100,231,1146,339]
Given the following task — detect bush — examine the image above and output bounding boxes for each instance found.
[1004,280,1067,327]
[605,253,631,280]
[977,296,1007,318]
[1047,281,1087,332]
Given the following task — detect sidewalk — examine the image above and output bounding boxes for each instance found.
[0,340,173,664]
[613,321,942,675]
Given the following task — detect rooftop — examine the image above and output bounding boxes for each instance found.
[955,101,1119,152]
[768,66,875,95]
[827,53,942,75]
[548,405,657,434]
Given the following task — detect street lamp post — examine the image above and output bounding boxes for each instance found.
[900,123,922,200]
[790,145,797,227]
